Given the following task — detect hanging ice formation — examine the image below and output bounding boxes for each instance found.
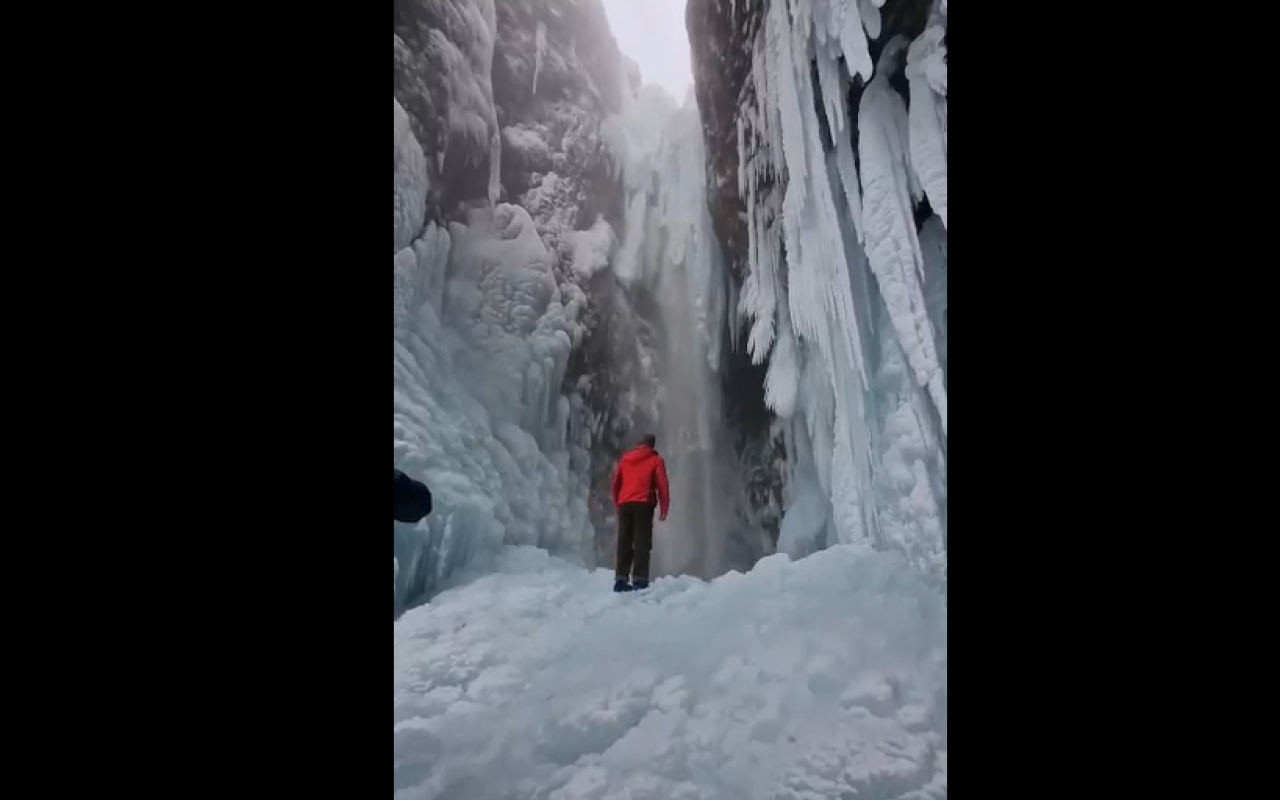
[532,20,546,96]
[739,0,948,581]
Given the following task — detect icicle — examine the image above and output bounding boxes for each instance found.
[906,22,948,228]
[488,129,502,207]
[736,114,746,196]
[834,0,873,82]
[788,0,812,48]
[743,179,769,361]
[834,125,864,243]
[533,21,546,96]
[858,0,882,39]
[771,0,808,223]
[815,40,847,136]
[858,43,948,437]
[765,302,799,418]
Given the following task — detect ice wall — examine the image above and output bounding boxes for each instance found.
[395,98,594,613]
[736,0,948,583]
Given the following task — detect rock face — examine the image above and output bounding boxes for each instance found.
[687,0,766,283]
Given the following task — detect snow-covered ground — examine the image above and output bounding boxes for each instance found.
[394,545,947,800]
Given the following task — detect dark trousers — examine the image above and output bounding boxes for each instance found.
[615,502,655,582]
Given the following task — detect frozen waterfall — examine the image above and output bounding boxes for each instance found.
[602,85,762,579]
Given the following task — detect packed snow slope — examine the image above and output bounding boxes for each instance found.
[394,545,947,800]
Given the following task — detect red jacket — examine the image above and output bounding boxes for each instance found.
[611,445,670,516]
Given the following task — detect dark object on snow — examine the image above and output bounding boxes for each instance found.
[613,579,631,593]
[394,468,433,523]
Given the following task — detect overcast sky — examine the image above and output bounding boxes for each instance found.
[600,0,694,101]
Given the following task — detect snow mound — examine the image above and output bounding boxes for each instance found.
[394,545,947,799]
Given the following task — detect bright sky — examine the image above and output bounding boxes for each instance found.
[601,0,694,101]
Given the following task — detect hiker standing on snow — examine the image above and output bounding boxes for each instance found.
[610,433,670,592]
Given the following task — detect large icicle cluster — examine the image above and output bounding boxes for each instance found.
[906,12,947,228]
[738,0,948,580]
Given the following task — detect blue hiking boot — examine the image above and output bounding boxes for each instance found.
[631,579,649,592]
[613,579,632,593]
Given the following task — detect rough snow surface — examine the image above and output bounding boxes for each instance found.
[394,545,947,800]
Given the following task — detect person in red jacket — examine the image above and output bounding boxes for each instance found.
[610,433,670,592]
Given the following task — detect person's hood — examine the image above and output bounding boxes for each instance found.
[620,445,660,465]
